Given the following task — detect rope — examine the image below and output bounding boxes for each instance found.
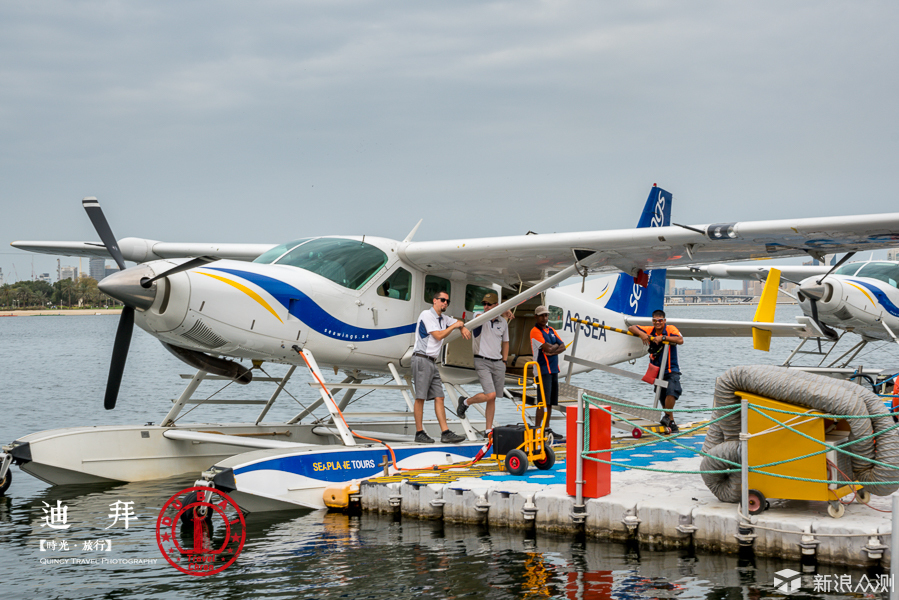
[576,393,899,485]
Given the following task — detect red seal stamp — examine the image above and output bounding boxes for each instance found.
[156,486,246,576]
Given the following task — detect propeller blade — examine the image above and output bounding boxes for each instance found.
[808,298,839,340]
[140,256,219,289]
[816,251,857,284]
[82,197,127,271]
[104,307,134,410]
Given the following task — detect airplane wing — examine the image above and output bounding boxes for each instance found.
[11,238,276,263]
[398,212,899,287]
[624,315,824,338]
[666,263,830,281]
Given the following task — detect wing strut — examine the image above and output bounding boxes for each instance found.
[462,263,582,333]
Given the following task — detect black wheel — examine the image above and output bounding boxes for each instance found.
[0,467,11,496]
[534,447,555,470]
[505,449,529,476]
[179,491,214,528]
[747,489,767,515]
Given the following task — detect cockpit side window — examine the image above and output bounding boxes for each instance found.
[252,239,310,264]
[855,262,899,288]
[274,238,388,290]
[378,268,412,301]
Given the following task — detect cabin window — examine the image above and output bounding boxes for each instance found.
[465,285,496,312]
[274,238,388,290]
[424,275,451,303]
[548,305,564,330]
[252,239,311,264]
[855,262,899,288]
[378,268,412,301]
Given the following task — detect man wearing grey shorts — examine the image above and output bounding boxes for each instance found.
[412,290,471,444]
[457,292,511,432]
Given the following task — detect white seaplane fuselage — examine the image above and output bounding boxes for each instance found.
[136,235,651,381]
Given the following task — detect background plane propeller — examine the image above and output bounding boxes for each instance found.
[81,197,218,409]
[797,251,856,341]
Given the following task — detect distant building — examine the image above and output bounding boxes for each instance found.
[666,279,676,295]
[105,265,117,279]
[60,266,78,282]
[701,279,720,294]
[37,273,51,283]
[888,249,899,262]
[89,258,107,281]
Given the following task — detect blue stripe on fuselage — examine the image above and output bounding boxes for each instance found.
[233,445,483,483]
[208,267,415,341]
[847,279,899,318]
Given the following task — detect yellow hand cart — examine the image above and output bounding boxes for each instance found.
[492,361,556,475]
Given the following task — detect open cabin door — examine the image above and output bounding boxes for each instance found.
[443,284,544,372]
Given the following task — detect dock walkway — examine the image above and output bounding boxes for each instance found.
[359,426,894,568]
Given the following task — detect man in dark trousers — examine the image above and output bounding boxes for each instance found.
[629,309,684,432]
[530,305,566,443]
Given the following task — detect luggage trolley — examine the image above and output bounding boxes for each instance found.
[492,361,556,476]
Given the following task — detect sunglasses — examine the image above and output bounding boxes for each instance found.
[483,302,495,307]
[652,318,666,322]
[436,298,450,304]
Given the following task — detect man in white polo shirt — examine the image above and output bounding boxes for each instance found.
[457,292,511,432]
[412,290,471,444]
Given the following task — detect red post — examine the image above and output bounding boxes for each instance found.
[566,404,611,498]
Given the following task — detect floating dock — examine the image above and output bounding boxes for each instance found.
[358,427,894,568]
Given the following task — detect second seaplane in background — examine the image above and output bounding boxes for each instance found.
[5,185,899,510]
[668,256,899,373]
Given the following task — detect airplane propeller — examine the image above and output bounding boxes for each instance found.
[798,251,856,341]
[82,197,219,409]
[82,197,134,410]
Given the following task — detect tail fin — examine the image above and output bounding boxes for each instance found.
[603,185,672,317]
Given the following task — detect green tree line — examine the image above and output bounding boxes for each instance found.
[0,276,122,309]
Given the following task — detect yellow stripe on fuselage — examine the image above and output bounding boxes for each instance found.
[198,272,284,323]
[845,281,875,307]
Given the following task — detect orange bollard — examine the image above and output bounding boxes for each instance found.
[566,404,611,498]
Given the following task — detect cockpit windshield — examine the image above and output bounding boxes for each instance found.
[854,262,899,288]
[833,262,862,276]
[273,238,388,290]
[253,239,311,265]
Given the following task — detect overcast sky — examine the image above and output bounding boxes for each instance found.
[2,1,897,284]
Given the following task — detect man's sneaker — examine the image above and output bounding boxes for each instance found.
[456,396,469,419]
[440,430,465,444]
[545,428,566,444]
[414,430,435,444]
[660,414,679,433]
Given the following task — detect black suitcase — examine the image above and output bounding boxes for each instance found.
[492,425,526,457]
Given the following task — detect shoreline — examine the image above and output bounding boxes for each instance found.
[0,309,123,317]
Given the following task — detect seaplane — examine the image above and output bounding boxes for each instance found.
[668,256,899,379]
[4,185,899,511]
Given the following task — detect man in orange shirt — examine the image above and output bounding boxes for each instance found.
[530,306,566,443]
[628,309,684,432]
